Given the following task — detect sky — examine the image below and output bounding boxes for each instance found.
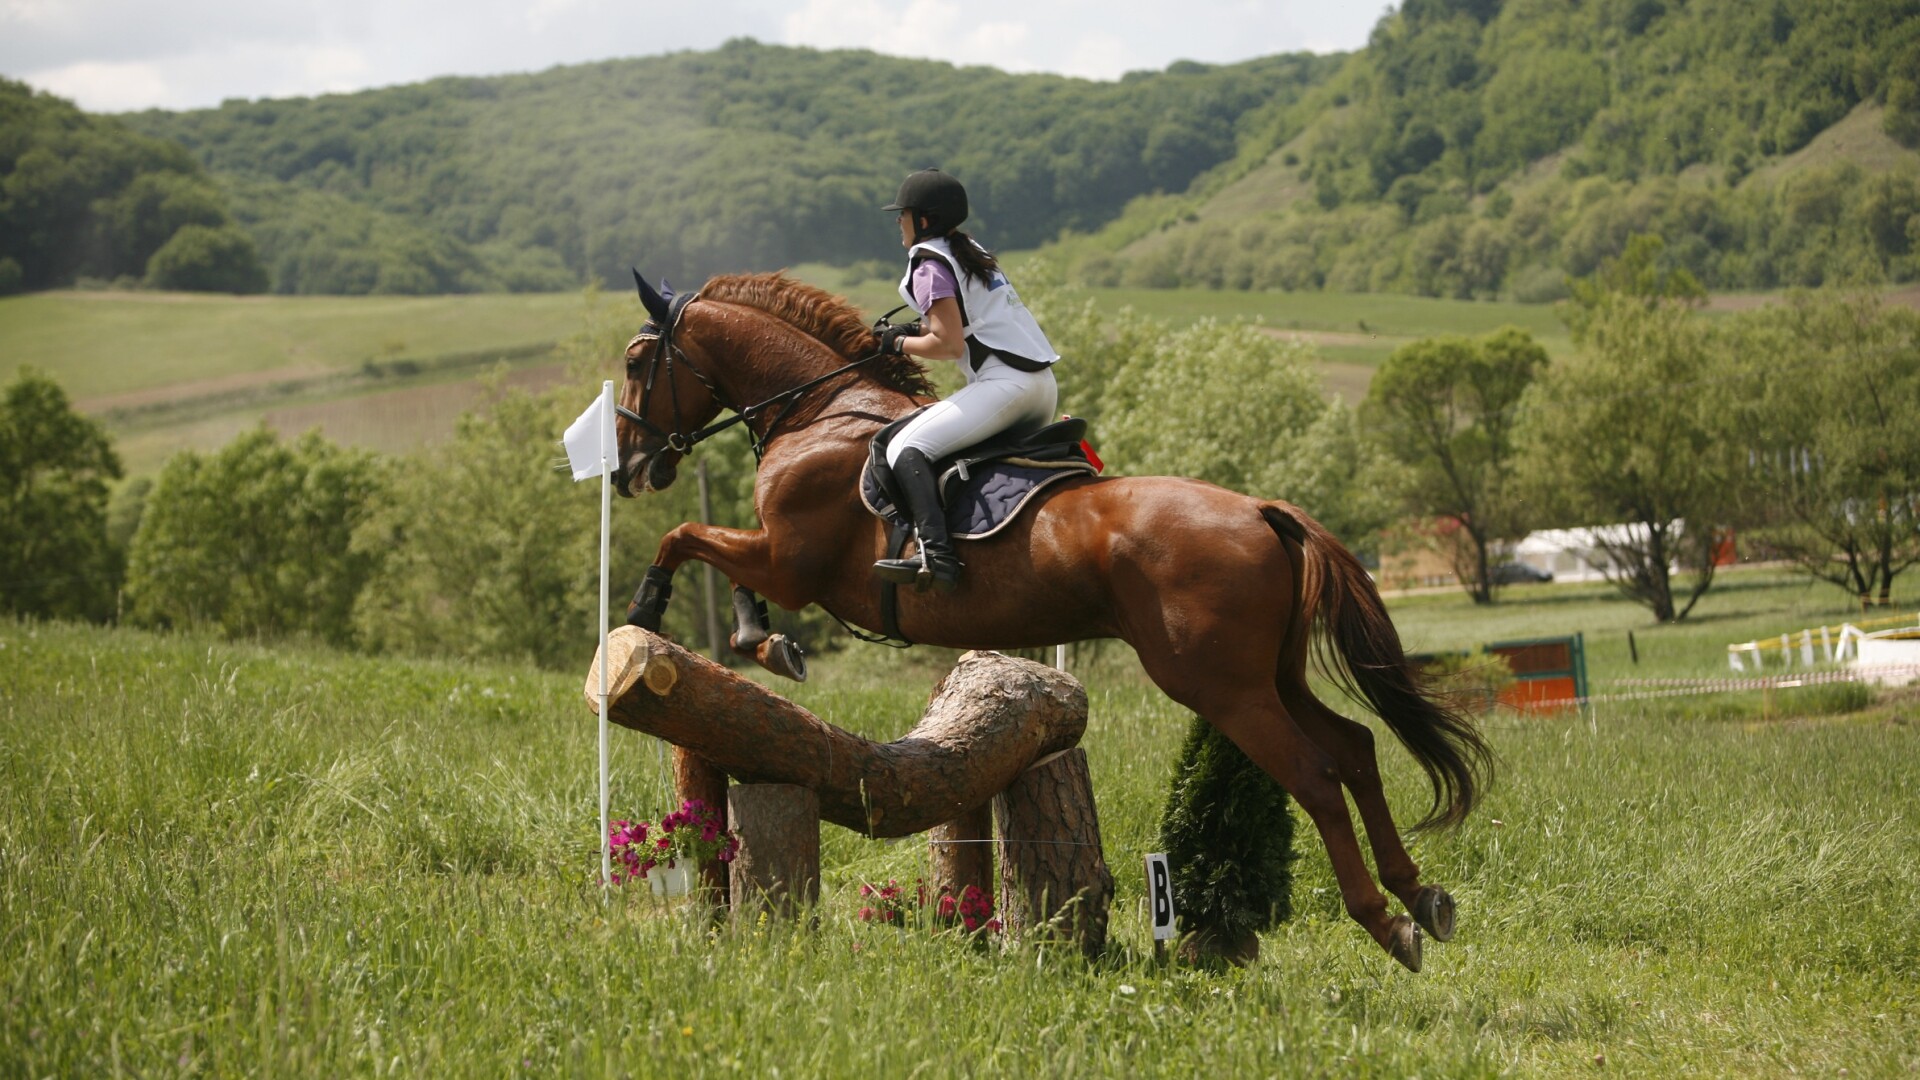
[1,0,1385,113]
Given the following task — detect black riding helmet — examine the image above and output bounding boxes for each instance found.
[882,168,968,241]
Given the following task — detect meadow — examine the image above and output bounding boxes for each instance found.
[3,568,1916,1076]
[14,278,1907,470]
[0,280,1577,470]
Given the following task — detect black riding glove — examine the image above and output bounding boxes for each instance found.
[876,321,922,356]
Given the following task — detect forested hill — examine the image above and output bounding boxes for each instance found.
[0,79,268,295]
[25,1,1920,299]
[1059,0,1920,296]
[118,42,1337,294]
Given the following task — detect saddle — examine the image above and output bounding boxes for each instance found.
[859,411,1099,643]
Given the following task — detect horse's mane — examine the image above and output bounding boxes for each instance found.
[700,272,936,399]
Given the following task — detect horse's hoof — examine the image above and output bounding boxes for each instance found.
[1386,915,1422,972]
[755,634,807,683]
[1413,885,1456,943]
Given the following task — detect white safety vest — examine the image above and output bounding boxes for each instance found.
[898,237,1059,370]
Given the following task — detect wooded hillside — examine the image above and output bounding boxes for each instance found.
[0,79,266,295]
[16,1,1920,298]
[121,42,1335,293]
[1064,0,1920,296]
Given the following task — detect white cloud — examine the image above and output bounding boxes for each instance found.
[1057,32,1135,81]
[300,45,374,93]
[782,0,896,53]
[25,59,174,112]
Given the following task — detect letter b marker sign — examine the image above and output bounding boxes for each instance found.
[1145,853,1176,942]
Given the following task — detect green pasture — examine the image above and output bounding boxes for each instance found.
[0,289,591,401]
[2,282,1563,467]
[0,279,1892,468]
[4,567,1917,1076]
[783,264,1576,368]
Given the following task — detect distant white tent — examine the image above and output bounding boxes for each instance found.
[1511,521,1685,584]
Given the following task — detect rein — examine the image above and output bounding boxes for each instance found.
[616,293,894,461]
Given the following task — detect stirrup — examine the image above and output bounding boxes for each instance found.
[873,550,961,592]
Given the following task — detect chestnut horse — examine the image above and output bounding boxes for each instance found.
[612,271,1490,971]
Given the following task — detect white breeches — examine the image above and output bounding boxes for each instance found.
[886,357,1058,468]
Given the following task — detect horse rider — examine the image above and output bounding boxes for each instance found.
[870,168,1061,592]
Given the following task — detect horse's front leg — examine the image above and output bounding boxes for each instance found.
[625,522,809,682]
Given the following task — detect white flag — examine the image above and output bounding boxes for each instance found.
[563,386,618,481]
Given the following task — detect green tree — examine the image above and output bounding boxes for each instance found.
[1364,327,1547,604]
[1514,299,1739,622]
[1561,233,1705,343]
[1158,716,1294,966]
[0,78,249,290]
[1730,291,1920,607]
[0,369,122,621]
[1096,320,1398,548]
[125,428,389,644]
[143,223,268,294]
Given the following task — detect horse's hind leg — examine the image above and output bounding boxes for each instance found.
[1278,687,1457,942]
[1202,694,1424,971]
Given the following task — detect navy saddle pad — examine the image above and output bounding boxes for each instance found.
[860,412,1097,540]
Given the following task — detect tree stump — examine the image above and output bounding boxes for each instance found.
[586,628,1086,837]
[928,804,994,917]
[674,748,730,904]
[995,748,1113,958]
[727,784,820,919]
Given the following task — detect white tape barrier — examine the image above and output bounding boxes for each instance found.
[1533,663,1920,708]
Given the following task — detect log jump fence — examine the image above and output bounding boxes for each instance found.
[585,626,1115,956]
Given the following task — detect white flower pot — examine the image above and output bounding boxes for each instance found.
[648,863,691,897]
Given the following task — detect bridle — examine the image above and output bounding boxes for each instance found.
[616,291,904,463]
[617,290,730,456]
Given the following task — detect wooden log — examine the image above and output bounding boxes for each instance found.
[928,804,994,918]
[727,784,820,919]
[674,748,730,904]
[587,627,1086,837]
[583,630,678,704]
[994,748,1113,959]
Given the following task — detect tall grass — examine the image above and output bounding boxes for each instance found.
[3,572,1918,1075]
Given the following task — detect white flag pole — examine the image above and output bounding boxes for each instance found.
[597,380,614,892]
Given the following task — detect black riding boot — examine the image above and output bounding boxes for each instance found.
[873,448,962,591]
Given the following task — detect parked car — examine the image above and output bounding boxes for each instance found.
[1489,561,1554,585]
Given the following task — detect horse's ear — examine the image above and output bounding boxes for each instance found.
[633,268,670,323]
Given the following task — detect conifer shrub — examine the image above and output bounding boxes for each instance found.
[1157,715,1296,965]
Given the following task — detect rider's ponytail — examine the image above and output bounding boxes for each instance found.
[943,230,1001,285]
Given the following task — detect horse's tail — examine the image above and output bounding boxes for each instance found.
[1262,503,1493,830]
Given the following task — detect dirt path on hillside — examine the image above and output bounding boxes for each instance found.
[260,364,572,452]
[1258,327,1400,348]
[76,364,336,414]
[1705,283,1920,313]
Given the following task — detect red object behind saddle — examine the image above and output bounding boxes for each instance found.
[1062,415,1103,472]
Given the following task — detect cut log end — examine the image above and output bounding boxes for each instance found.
[585,625,680,713]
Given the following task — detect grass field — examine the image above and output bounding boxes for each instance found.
[4,281,1566,470]
[6,278,1909,469]
[0,290,592,400]
[4,568,1917,1076]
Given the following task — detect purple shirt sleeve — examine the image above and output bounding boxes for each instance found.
[910,259,959,314]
